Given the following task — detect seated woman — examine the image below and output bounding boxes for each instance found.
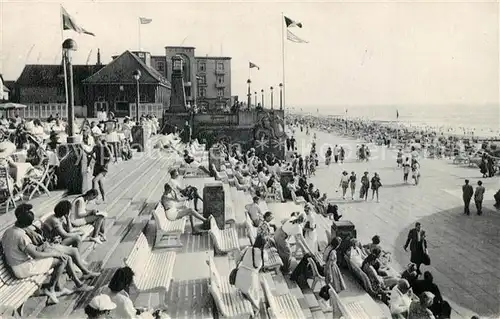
[71,189,106,244]
[363,235,381,254]
[266,174,285,202]
[361,249,399,300]
[313,193,328,215]
[161,183,207,234]
[99,266,157,319]
[408,292,436,319]
[42,200,89,249]
[346,238,368,267]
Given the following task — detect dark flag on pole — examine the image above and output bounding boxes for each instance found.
[284,16,303,28]
[249,62,260,70]
[61,6,95,36]
[397,109,399,119]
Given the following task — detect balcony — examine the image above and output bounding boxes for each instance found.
[215,82,225,88]
[184,81,192,87]
[198,82,207,87]
[215,69,225,75]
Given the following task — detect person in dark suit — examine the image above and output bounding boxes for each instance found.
[462,179,474,215]
[403,222,422,274]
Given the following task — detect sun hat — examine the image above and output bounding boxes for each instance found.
[88,294,116,311]
[0,141,16,158]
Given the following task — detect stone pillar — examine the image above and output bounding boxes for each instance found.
[280,170,294,200]
[56,143,89,195]
[203,181,225,230]
[131,125,146,152]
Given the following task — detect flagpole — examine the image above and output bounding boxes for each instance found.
[281,12,286,116]
[60,6,69,115]
[138,18,141,50]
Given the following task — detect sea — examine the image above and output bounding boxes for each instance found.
[293,104,500,138]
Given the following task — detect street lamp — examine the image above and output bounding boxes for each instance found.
[133,70,141,123]
[279,83,283,110]
[254,91,257,107]
[246,79,251,109]
[270,86,274,110]
[62,38,77,143]
[261,89,264,108]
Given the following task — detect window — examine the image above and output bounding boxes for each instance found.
[217,76,224,84]
[199,75,206,84]
[217,88,224,97]
[140,94,147,102]
[198,61,206,72]
[57,85,65,96]
[216,62,224,71]
[157,61,165,72]
[199,87,206,97]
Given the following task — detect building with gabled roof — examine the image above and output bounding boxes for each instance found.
[83,50,171,118]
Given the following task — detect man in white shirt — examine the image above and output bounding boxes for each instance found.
[274,215,306,274]
[389,279,412,319]
[245,196,262,227]
[91,121,103,136]
[333,145,340,163]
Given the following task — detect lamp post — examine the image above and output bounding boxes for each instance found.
[62,38,77,143]
[254,91,257,107]
[247,79,251,109]
[279,83,283,110]
[133,70,141,123]
[261,89,264,108]
[270,86,274,110]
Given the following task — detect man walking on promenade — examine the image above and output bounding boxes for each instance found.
[403,222,423,275]
[462,179,474,215]
[474,181,485,215]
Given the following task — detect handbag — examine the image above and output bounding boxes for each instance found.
[229,248,248,285]
[422,253,431,265]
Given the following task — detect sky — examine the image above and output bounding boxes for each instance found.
[0,0,499,109]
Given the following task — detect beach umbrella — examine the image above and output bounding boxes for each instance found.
[0,103,27,110]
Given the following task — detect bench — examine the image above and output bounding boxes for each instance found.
[0,249,50,317]
[206,256,253,318]
[208,216,240,255]
[244,215,282,271]
[290,190,306,205]
[262,276,305,319]
[222,184,236,225]
[328,284,352,319]
[344,253,377,297]
[125,232,176,291]
[152,201,186,248]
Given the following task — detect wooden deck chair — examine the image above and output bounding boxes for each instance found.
[307,257,325,291]
[22,158,51,200]
[0,165,16,214]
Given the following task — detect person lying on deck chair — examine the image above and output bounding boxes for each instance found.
[161,183,207,235]
[1,204,95,304]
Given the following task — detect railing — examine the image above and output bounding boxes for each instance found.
[195,113,238,125]
[129,103,164,119]
[23,103,68,119]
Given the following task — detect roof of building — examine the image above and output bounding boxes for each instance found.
[83,51,170,87]
[16,64,104,86]
[0,74,8,93]
[195,56,232,60]
[165,46,196,50]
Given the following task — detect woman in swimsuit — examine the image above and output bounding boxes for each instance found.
[161,183,207,233]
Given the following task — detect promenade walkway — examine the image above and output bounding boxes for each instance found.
[293,127,500,318]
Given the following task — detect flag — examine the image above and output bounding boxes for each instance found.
[396,109,399,119]
[139,17,152,24]
[284,16,303,28]
[249,62,260,70]
[61,6,95,36]
[287,30,308,43]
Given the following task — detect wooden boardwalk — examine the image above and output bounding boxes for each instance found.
[293,128,500,318]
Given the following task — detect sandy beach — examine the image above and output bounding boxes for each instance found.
[290,125,500,318]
